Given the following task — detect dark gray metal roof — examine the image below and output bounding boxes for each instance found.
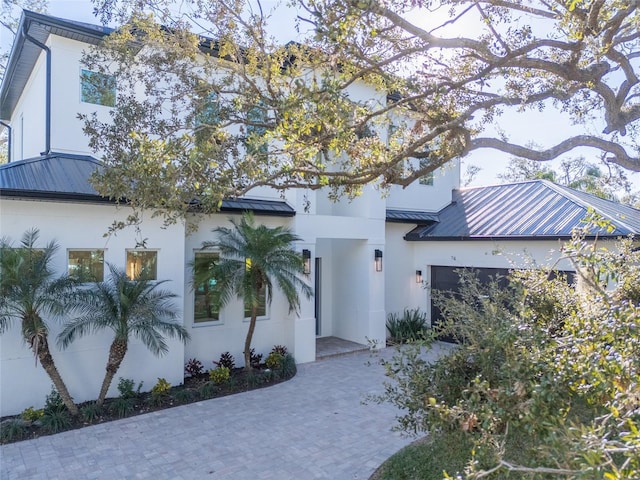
[0,152,105,200]
[386,209,439,224]
[1,11,114,120]
[0,152,295,216]
[405,180,640,241]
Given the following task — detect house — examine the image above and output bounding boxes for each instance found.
[1,11,639,416]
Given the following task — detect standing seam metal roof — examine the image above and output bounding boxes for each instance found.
[0,152,295,216]
[405,180,640,240]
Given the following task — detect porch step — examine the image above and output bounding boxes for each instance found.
[316,336,369,360]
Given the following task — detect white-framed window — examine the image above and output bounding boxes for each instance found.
[126,250,158,280]
[68,249,105,282]
[80,69,116,107]
[193,251,221,324]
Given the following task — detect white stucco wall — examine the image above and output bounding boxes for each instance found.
[9,47,47,161]
[0,198,186,416]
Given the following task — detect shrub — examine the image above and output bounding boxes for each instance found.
[386,308,428,343]
[184,358,204,377]
[41,410,71,433]
[80,402,102,423]
[198,381,218,399]
[209,367,230,384]
[21,406,44,422]
[265,351,284,370]
[0,420,27,443]
[109,397,134,418]
[279,354,297,378]
[173,388,195,403]
[151,378,171,396]
[117,377,143,399]
[249,348,263,368]
[215,352,235,370]
[43,386,66,414]
[271,345,288,356]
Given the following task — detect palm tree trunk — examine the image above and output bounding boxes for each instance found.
[97,338,128,406]
[36,337,79,416]
[244,306,258,371]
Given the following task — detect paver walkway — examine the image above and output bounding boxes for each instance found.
[1,345,449,480]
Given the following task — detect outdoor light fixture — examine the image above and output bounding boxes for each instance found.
[374,249,383,272]
[416,270,423,284]
[302,249,311,275]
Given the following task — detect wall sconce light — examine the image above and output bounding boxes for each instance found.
[374,249,383,272]
[302,249,311,275]
[416,270,423,284]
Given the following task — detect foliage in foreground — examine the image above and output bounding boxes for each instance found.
[374,224,640,478]
[77,1,639,227]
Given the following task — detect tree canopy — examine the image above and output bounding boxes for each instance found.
[81,0,639,221]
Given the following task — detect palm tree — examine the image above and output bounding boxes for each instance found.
[0,229,80,416]
[58,263,190,406]
[202,212,312,370]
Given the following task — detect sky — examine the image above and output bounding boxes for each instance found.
[4,0,639,193]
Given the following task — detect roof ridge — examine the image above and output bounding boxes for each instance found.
[0,152,102,170]
[457,179,542,192]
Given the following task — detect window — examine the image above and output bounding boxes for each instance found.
[80,69,116,107]
[126,250,157,280]
[68,249,104,282]
[194,92,220,147]
[245,103,268,158]
[193,252,220,323]
[244,285,267,319]
[419,159,434,186]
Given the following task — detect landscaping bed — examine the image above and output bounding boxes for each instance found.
[0,352,296,445]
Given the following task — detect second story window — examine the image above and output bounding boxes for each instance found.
[419,159,434,186]
[80,69,116,107]
[245,103,268,158]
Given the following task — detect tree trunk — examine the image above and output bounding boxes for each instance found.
[97,338,128,406]
[244,306,258,371]
[36,337,79,416]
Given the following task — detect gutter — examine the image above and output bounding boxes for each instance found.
[0,121,11,161]
[21,21,51,156]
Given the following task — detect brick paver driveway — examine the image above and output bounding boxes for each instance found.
[1,345,449,480]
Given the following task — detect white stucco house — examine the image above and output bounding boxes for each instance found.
[2,11,640,416]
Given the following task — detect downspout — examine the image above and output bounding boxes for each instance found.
[0,121,11,162]
[21,22,51,155]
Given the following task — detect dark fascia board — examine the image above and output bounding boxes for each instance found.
[1,10,113,121]
[0,188,114,204]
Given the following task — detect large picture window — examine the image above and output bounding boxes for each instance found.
[126,250,157,280]
[193,252,220,323]
[80,69,116,107]
[68,249,104,282]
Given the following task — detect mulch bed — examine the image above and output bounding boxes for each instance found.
[0,365,294,444]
